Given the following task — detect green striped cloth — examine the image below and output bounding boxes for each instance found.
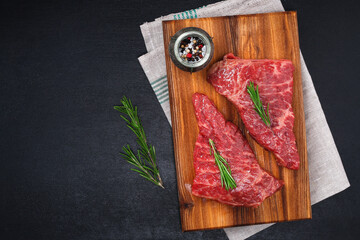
[173,5,206,20]
[152,76,169,105]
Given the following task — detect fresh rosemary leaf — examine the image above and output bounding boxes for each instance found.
[246,81,271,127]
[114,96,164,189]
[209,139,237,191]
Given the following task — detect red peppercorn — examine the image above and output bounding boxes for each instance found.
[187,37,191,40]
[198,44,203,49]
[186,53,192,58]
[199,54,203,58]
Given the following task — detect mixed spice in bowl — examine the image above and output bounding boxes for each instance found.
[178,36,206,63]
[169,27,214,73]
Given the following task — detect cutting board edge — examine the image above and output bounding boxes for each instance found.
[291,12,312,219]
[162,10,298,24]
[162,20,194,231]
[182,214,312,232]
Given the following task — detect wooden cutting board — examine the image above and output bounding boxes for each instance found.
[162,11,311,231]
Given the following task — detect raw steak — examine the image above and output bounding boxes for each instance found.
[192,93,283,207]
[207,53,300,170]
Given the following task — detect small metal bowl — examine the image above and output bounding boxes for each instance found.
[169,27,214,73]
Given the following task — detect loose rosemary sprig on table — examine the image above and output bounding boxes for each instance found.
[114,96,164,189]
[246,81,271,127]
[209,139,237,191]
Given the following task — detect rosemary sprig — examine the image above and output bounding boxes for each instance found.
[209,139,237,191]
[246,81,271,127]
[114,96,164,189]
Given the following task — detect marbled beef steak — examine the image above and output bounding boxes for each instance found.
[207,53,300,170]
[192,93,283,207]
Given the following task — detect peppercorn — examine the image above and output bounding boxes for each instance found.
[177,35,208,63]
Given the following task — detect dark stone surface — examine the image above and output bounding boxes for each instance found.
[0,0,359,239]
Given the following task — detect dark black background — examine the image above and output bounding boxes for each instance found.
[1,0,359,239]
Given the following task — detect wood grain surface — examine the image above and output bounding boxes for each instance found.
[162,11,311,231]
